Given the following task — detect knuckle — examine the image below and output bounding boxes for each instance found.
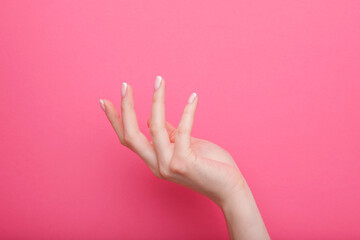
[123,132,138,144]
[158,165,171,179]
[149,124,161,135]
[121,103,126,112]
[152,96,158,104]
[176,128,188,136]
[169,159,188,175]
[109,116,119,126]
[111,111,121,120]
[184,107,192,115]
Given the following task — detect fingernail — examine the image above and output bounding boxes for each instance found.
[121,82,127,97]
[188,93,197,104]
[99,99,105,111]
[154,76,162,90]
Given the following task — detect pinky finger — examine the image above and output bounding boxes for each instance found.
[99,99,125,145]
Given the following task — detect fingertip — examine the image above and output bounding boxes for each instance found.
[100,98,114,113]
[154,76,162,90]
[122,83,136,101]
[155,76,167,91]
[187,92,197,104]
[121,82,128,97]
[101,99,124,138]
[99,99,105,111]
[101,99,118,117]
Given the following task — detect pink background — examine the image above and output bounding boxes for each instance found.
[1,0,359,239]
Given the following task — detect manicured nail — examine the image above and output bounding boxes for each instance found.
[99,99,105,111]
[188,93,197,104]
[154,76,162,90]
[121,82,127,97]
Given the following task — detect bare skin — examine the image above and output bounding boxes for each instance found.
[99,76,270,240]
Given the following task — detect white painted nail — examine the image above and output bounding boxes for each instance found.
[154,76,162,90]
[99,99,105,111]
[121,82,127,97]
[188,93,197,104]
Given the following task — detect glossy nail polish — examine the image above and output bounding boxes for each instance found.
[188,93,197,104]
[122,82,127,97]
[99,99,105,111]
[154,76,162,90]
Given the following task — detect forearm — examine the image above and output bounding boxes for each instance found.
[219,181,270,240]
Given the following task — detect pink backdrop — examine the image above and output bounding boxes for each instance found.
[1,0,359,239]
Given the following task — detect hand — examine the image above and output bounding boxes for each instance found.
[99,76,270,239]
[100,76,244,206]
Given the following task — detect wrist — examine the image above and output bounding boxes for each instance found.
[218,179,270,240]
[214,171,248,210]
[218,178,249,212]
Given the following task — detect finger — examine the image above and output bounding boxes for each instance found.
[120,83,157,171]
[147,117,177,142]
[175,93,198,153]
[149,76,172,161]
[100,98,125,144]
[165,121,177,142]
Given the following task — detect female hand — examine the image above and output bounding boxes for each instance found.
[100,76,270,239]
